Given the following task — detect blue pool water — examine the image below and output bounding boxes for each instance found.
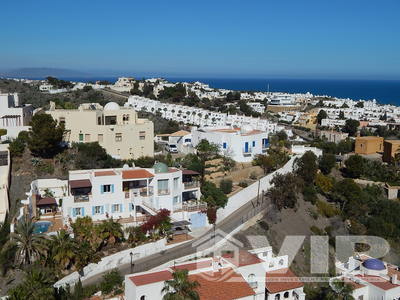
[33,221,52,234]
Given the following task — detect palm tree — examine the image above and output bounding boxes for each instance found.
[4,216,47,266]
[162,269,200,300]
[96,218,124,247]
[49,230,76,271]
[326,279,354,300]
[74,241,100,276]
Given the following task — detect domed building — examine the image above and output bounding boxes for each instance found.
[361,258,387,276]
[104,102,120,111]
[153,162,169,173]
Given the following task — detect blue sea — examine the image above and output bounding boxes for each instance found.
[36,76,400,106]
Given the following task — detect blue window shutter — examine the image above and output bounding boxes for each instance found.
[223,142,227,149]
[101,206,104,214]
[92,206,95,215]
[111,184,115,193]
[120,204,123,212]
[111,205,115,213]
[100,185,104,194]
[82,207,85,216]
[129,203,132,212]
[72,208,76,217]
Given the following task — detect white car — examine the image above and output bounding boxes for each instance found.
[165,144,178,153]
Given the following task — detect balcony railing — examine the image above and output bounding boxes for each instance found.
[74,195,90,202]
[243,148,253,156]
[183,181,200,189]
[158,189,170,196]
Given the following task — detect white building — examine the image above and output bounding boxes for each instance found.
[248,102,266,114]
[125,247,305,300]
[53,163,202,228]
[269,94,297,106]
[336,255,400,300]
[191,126,269,163]
[155,130,192,153]
[291,145,323,157]
[0,92,33,140]
[0,144,10,223]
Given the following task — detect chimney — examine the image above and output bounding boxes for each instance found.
[391,274,398,285]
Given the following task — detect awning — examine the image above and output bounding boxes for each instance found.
[182,169,200,175]
[172,220,191,227]
[37,197,57,206]
[69,179,92,189]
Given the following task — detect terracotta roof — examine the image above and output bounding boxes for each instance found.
[171,259,213,271]
[356,274,400,290]
[189,267,255,300]
[69,179,92,189]
[241,129,263,136]
[222,250,264,267]
[170,130,190,137]
[168,168,180,173]
[265,268,304,293]
[36,197,57,206]
[94,170,116,177]
[122,169,154,179]
[212,128,240,133]
[129,270,172,286]
[182,169,200,175]
[343,277,366,290]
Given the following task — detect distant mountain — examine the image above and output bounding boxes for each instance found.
[1,67,92,79]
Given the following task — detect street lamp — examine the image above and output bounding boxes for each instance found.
[130,251,134,273]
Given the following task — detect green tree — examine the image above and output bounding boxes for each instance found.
[3,216,47,266]
[99,269,123,296]
[196,139,219,181]
[317,109,328,125]
[27,114,64,158]
[342,119,360,137]
[268,173,302,210]
[201,181,228,209]
[318,153,336,175]
[162,269,200,300]
[326,279,354,300]
[345,155,365,178]
[253,154,276,174]
[74,142,120,169]
[49,230,76,270]
[74,241,100,274]
[95,218,124,247]
[295,151,318,184]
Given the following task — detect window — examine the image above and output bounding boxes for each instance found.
[59,117,65,126]
[97,116,102,125]
[140,296,146,300]
[123,114,130,122]
[101,184,113,193]
[173,177,179,189]
[252,141,256,147]
[173,196,180,204]
[184,138,191,143]
[98,134,103,143]
[93,206,102,215]
[115,133,122,142]
[85,134,91,142]
[284,291,289,298]
[79,133,84,142]
[248,274,257,289]
[139,131,146,140]
[223,142,227,149]
[262,138,268,148]
[158,179,169,195]
[73,207,83,217]
[112,204,121,213]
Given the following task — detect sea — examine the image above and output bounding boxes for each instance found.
[28,76,400,106]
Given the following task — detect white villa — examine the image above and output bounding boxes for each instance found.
[336,255,400,300]
[125,247,305,300]
[0,92,34,140]
[20,163,206,232]
[191,126,269,162]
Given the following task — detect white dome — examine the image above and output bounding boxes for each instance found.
[104,102,120,111]
[241,124,253,134]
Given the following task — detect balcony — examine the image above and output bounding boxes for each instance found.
[158,189,170,196]
[243,148,253,157]
[74,195,90,202]
[125,187,154,198]
[183,181,200,190]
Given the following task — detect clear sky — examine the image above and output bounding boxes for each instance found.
[1,0,400,79]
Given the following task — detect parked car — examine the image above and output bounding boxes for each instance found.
[165,144,178,153]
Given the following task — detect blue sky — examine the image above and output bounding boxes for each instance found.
[1,0,400,79]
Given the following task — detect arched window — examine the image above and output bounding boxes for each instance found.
[275,294,280,300]
[284,291,289,298]
[140,296,146,300]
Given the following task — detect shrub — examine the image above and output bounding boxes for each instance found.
[219,179,233,194]
[310,225,325,235]
[258,220,269,231]
[303,184,317,204]
[238,180,248,188]
[315,173,334,194]
[316,200,339,218]
[249,171,258,180]
[99,269,123,295]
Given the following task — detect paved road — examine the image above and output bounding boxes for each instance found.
[82,194,269,287]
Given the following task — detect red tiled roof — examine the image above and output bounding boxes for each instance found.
[222,250,264,267]
[168,168,179,173]
[355,274,400,291]
[122,169,154,179]
[343,277,366,290]
[69,179,91,189]
[171,259,213,272]
[189,267,255,300]
[182,169,200,175]
[36,197,57,206]
[265,268,304,293]
[129,270,172,286]
[241,130,263,136]
[94,170,116,177]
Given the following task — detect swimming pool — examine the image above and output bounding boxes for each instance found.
[33,221,52,234]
